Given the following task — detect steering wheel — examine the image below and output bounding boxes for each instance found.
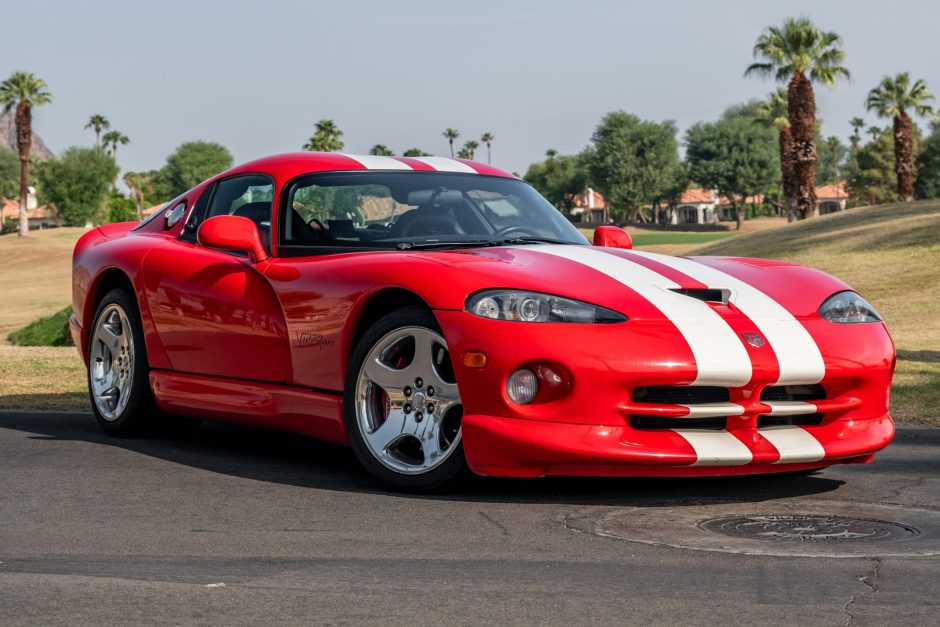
[493,225,538,238]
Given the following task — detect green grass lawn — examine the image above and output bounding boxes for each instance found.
[629,231,739,246]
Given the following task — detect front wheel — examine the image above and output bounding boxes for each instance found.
[343,307,468,491]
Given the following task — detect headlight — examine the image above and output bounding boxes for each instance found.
[466,289,627,323]
[819,291,883,324]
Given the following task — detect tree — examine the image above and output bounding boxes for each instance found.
[0,71,53,236]
[586,111,681,224]
[523,150,589,215]
[303,119,344,152]
[865,72,938,201]
[403,148,429,157]
[849,117,866,152]
[816,135,847,185]
[867,126,883,141]
[481,132,494,163]
[463,140,479,160]
[124,171,156,219]
[84,114,110,148]
[685,116,779,230]
[914,122,940,199]
[368,144,393,156]
[101,130,129,158]
[0,148,19,232]
[155,141,233,199]
[754,89,796,218]
[37,147,117,226]
[442,128,459,157]
[746,17,850,220]
[849,128,898,205]
[456,147,471,159]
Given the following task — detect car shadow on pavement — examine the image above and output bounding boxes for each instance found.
[0,409,848,507]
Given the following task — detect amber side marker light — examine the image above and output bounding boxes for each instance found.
[463,351,488,369]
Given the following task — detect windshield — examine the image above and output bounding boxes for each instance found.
[279,171,588,250]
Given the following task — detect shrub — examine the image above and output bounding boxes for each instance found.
[8,306,73,346]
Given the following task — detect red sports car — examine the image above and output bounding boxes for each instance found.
[71,153,895,489]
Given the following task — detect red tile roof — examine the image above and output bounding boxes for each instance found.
[816,182,848,200]
[677,188,716,204]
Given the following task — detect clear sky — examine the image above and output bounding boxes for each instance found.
[4,0,937,176]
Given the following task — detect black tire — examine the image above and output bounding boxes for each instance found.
[343,307,470,492]
[87,289,199,437]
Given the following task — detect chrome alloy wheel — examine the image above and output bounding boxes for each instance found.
[355,326,462,475]
[90,304,135,421]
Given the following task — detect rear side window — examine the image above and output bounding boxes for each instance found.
[184,174,274,251]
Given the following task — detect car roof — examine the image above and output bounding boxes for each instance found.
[218,152,518,182]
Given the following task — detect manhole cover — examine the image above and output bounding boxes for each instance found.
[698,515,920,543]
[565,500,940,557]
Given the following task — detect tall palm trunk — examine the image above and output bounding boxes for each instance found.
[778,126,798,222]
[486,144,491,164]
[448,139,454,157]
[15,100,32,237]
[787,72,818,219]
[893,111,915,202]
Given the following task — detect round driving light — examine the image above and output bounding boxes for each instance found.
[473,297,500,319]
[519,297,542,321]
[507,368,538,404]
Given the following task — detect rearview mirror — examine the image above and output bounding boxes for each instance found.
[197,215,268,262]
[593,226,632,249]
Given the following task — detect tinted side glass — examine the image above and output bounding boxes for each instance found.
[180,184,215,243]
[205,175,274,252]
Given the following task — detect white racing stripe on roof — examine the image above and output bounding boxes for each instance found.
[340,154,413,170]
[527,246,751,386]
[410,156,478,173]
[629,251,826,385]
[759,425,826,463]
[673,429,753,466]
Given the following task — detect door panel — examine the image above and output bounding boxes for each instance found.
[142,241,291,383]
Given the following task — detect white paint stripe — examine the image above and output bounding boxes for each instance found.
[629,251,825,385]
[340,154,412,170]
[764,401,818,416]
[410,156,478,173]
[528,246,751,386]
[759,425,826,463]
[673,430,753,466]
[679,402,746,418]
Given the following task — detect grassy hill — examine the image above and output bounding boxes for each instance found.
[695,201,940,424]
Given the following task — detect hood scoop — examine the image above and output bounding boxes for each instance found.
[669,288,730,305]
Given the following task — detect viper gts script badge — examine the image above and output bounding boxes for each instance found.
[742,333,766,348]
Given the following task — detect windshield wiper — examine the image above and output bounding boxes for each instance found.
[395,239,501,250]
[497,236,579,246]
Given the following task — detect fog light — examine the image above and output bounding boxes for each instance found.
[507,368,538,404]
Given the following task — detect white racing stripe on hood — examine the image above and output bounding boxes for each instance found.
[629,251,825,385]
[409,156,478,173]
[340,154,413,170]
[673,429,753,466]
[527,246,751,386]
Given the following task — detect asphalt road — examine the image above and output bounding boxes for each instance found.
[0,411,937,626]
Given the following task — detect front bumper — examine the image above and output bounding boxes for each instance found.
[462,412,894,477]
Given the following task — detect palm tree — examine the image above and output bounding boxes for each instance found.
[0,71,52,237]
[462,140,479,160]
[124,171,149,220]
[403,148,428,157]
[85,114,110,147]
[849,116,866,152]
[369,144,393,156]
[824,136,843,184]
[755,88,797,219]
[745,17,850,219]
[866,72,938,201]
[480,132,494,163]
[303,119,344,152]
[101,130,129,158]
[456,147,471,159]
[867,126,883,141]
[442,128,460,157]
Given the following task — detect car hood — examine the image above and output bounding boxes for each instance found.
[413,244,851,322]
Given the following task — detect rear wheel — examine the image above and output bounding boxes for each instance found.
[344,307,467,491]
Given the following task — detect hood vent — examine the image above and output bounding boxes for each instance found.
[669,288,730,305]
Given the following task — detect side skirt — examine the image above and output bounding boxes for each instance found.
[149,370,348,445]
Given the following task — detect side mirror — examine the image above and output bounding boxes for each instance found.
[197,215,268,262]
[593,226,632,249]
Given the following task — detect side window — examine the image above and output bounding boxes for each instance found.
[205,175,274,251]
[180,184,215,243]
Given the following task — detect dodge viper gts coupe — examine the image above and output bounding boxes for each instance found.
[71,152,895,489]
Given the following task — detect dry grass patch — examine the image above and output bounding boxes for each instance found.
[0,345,88,411]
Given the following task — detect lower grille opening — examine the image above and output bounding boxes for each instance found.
[632,386,730,405]
[758,413,824,428]
[761,384,826,402]
[630,416,727,430]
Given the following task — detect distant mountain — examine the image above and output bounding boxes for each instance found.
[0,110,54,159]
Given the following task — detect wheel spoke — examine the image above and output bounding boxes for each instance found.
[420,419,445,465]
[364,408,407,452]
[362,358,410,393]
[98,323,123,355]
